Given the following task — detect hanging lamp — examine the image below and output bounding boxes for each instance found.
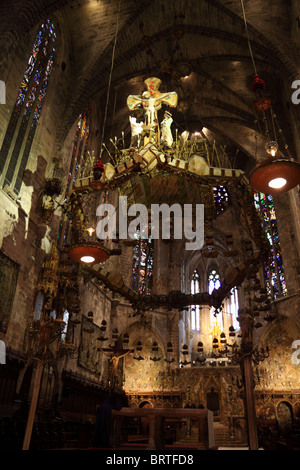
[240,0,300,195]
[68,0,122,264]
[66,189,110,265]
[249,75,300,195]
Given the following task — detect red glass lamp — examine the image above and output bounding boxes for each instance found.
[249,157,300,196]
[249,75,300,195]
[68,242,109,265]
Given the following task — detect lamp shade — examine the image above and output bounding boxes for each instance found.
[68,243,109,265]
[249,158,300,195]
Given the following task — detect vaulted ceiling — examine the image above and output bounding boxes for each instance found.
[1,0,299,173]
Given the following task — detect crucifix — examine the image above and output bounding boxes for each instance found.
[127,77,178,144]
[100,341,134,390]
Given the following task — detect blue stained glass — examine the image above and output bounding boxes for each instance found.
[131,230,154,296]
[213,185,229,214]
[0,19,56,194]
[254,192,287,299]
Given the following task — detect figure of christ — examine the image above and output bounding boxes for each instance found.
[100,347,133,390]
[127,77,178,143]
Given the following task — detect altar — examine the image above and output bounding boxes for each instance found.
[111,407,215,450]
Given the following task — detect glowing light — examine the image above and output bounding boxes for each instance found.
[80,256,95,263]
[268,177,287,189]
[87,227,95,236]
[265,140,278,157]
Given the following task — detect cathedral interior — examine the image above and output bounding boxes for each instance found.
[1,0,300,452]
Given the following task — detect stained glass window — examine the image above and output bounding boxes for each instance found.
[213,185,229,214]
[208,268,221,294]
[254,192,287,299]
[0,19,56,194]
[57,112,91,248]
[65,111,91,196]
[208,268,223,329]
[131,231,154,296]
[191,270,201,331]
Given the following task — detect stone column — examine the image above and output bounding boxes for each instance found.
[238,312,259,450]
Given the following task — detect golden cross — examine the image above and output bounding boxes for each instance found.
[127,78,178,137]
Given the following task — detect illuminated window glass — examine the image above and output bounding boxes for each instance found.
[224,286,239,330]
[57,112,91,248]
[254,192,287,299]
[61,310,70,343]
[191,270,200,331]
[0,20,56,194]
[131,231,154,296]
[208,268,221,294]
[208,268,222,329]
[213,185,229,214]
[65,111,91,196]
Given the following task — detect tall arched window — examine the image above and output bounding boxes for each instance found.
[0,19,56,195]
[190,269,200,331]
[224,286,239,330]
[254,192,287,299]
[208,268,223,329]
[131,232,154,296]
[58,111,91,248]
[65,111,91,196]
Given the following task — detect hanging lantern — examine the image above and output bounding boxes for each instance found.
[220,333,226,345]
[229,326,236,337]
[150,341,161,361]
[197,341,203,353]
[97,320,108,342]
[249,158,300,195]
[123,333,129,345]
[133,341,144,361]
[249,74,300,195]
[112,328,119,340]
[165,341,175,364]
[205,231,214,246]
[93,156,105,181]
[251,74,265,93]
[182,344,189,355]
[212,338,219,349]
[66,190,111,265]
[87,311,94,322]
